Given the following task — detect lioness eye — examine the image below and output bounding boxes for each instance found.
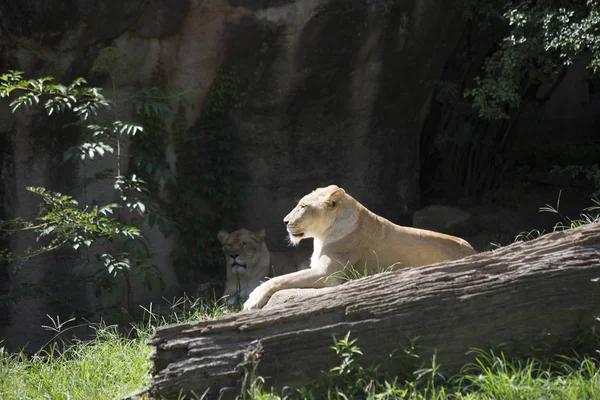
[225,245,231,249]
[242,243,248,248]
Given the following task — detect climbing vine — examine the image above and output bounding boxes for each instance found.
[169,67,245,285]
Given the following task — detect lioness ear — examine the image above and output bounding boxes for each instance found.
[217,230,229,244]
[255,229,266,240]
[324,188,346,209]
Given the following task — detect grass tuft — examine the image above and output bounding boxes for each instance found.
[244,333,600,400]
[0,295,233,400]
[0,323,151,400]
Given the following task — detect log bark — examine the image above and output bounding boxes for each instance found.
[148,224,600,399]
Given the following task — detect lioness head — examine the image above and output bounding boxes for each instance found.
[217,228,266,275]
[283,185,346,245]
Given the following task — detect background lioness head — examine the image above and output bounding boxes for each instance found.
[217,228,267,276]
[284,185,346,245]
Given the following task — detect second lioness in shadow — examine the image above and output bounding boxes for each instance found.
[217,228,310,305]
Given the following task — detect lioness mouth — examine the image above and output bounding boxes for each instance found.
[290,232,304,238]
[231,262,246,269]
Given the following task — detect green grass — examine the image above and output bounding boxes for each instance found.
[0,323,151,400]
[492,194,600,248]
[326,251,400,283]
[1,300,599,400]
[0,296,233,400]
[243,334,600,400]
[454,349,600,400]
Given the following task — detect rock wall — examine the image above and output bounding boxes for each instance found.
[0,0,468,350]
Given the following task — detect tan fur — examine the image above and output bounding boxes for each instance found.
[217,228,310,305]
[243,185,476,309]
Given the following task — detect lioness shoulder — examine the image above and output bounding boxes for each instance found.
[217,228,310,305]
[243,185,475,309]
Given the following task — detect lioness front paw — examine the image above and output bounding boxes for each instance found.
[243,285,272,310]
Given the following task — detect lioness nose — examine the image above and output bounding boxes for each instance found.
[283,218,289,226]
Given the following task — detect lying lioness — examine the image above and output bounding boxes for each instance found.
[243,185,475,309]
[217,228,310,305]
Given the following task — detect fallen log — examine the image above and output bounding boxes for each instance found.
[148,223,600,399]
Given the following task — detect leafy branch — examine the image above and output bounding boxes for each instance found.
[0,71,173,315]
[466,0,600,119]
[1,187,140,263]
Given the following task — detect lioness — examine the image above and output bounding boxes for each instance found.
[243,185,475,310]
[217,228,310,305]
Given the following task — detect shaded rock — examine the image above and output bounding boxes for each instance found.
[413,204,477,236]
[0,0,470,351]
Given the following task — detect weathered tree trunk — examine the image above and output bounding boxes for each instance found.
[148,224,600,399]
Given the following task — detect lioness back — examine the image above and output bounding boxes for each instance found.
[364,217,475,268]
[405,226,475,260]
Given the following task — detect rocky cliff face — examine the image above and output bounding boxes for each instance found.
[0,0,468,350]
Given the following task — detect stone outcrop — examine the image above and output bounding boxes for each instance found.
[413,204,477,236]
[0,0,469,350]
